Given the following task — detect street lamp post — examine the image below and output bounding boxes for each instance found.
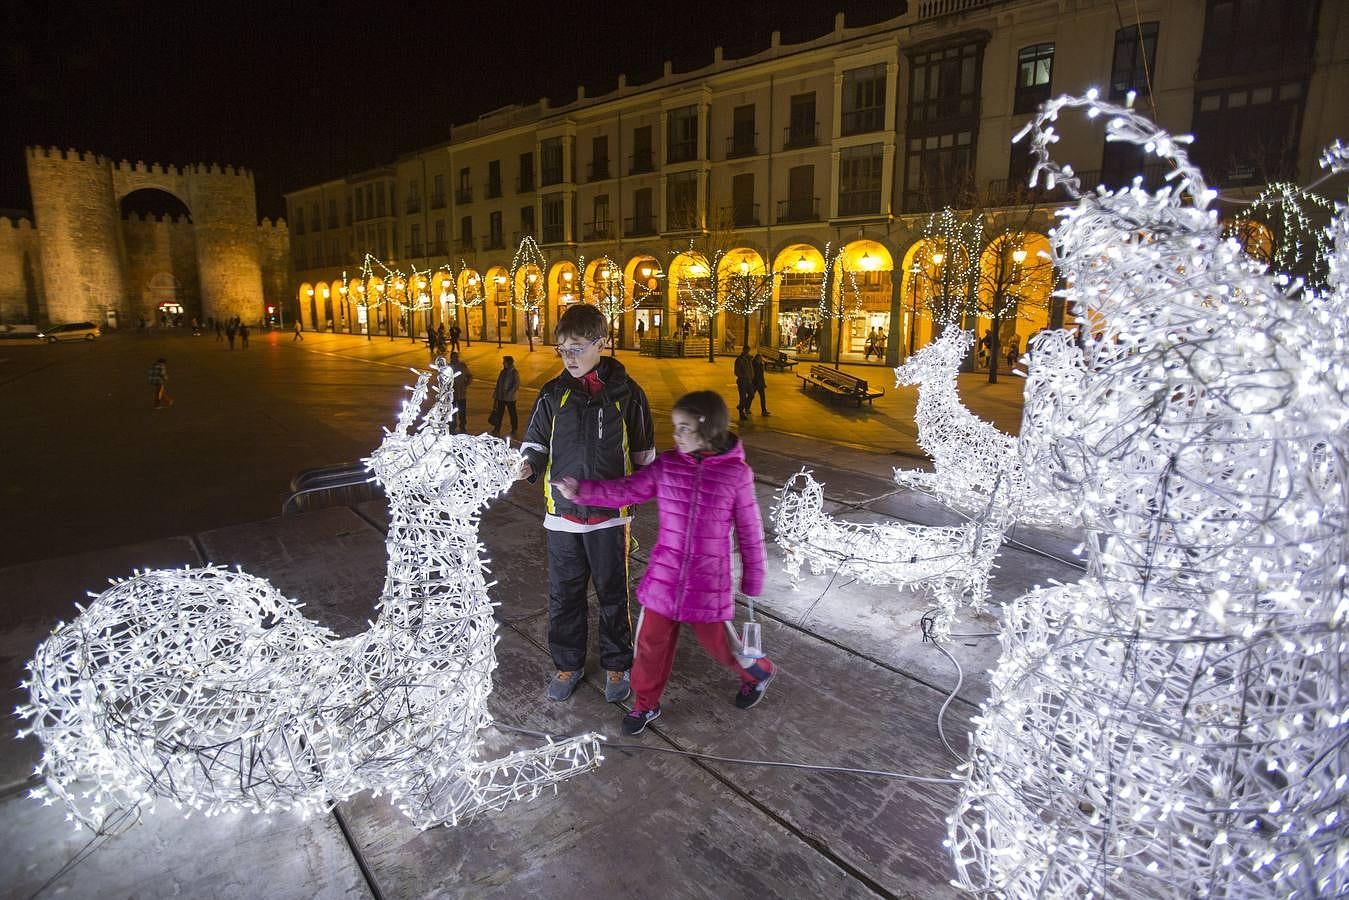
[908,262,921,357]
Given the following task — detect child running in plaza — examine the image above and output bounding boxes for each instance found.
[557,390,775,736]
[520,303,656,705]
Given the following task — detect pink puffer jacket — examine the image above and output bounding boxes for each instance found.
[574,437,765,623]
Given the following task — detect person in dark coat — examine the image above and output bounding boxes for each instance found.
[751,351,771,416]
[733,346,754,420]
[489,355,520,436]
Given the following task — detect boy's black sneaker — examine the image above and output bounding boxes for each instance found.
[735,667,775,710]
[621,706,661,736]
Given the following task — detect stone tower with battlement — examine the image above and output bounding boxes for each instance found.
[13,147,285,326]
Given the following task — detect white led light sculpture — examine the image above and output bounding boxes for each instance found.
[949,94,1348,898]
[893,326,1078,527]
[19,363,601,834]
[772,469,1010,639]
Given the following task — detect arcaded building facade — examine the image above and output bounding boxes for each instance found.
[0,151,288,330]
[286,0,1348,363]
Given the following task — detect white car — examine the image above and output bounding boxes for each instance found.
[40,322,100,342]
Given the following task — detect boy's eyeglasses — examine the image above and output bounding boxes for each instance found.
[555,338,602,359]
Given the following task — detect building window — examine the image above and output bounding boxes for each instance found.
[729,105,756,157]
[310,203,320,232]
[667,106,698,164]
[904,131,974,211]
[487,161,501,199]
[787,93,818,148]
[1110,22,1159,101]
[1199,0,1317,80]
[590,136,609,181]
[487,211,502,249]
[434,219,447,254]
[588,195,611,240]
[627,188,655,236]
[541,193,565,243]
[1014,43,1054,115]
[1191,81,1304,183]
[375,186,385,217]
[838,143,883,216]
[295,242,307,268]
[779,165,817,223]
[730,173,757,226]
[909,43,982,124]
[631,126,654,173]
[327,199,338,228]
[345,196,352,225]
[409,223,423,257]
[540,138,564,186]
[841,63,886,135]
[518,152,534,192]
[456,168,472,204]
[666,172,698,231]
[520,205,535,239]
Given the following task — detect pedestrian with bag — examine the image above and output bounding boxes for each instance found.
[489,355,520,436]
[733,346,754,420]
[556,389,774,736]
[148,357,172,408]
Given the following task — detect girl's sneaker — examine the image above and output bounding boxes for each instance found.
[735,660,775,709]
[621,706,661,736]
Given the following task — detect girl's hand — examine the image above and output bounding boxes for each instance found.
[556,476,580,500]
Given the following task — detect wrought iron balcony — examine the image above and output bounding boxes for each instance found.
[783,122,820,149]
[777,197,820,224]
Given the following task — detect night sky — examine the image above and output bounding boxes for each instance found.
[4,0,906,222]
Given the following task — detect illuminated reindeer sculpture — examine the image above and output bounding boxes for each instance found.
[893,325,1079,526]
[20,362,601,833]
[949,97,1348,899]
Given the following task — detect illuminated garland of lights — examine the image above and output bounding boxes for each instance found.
[508,236,548,321]
[949,92,1348,898]
[19,364,602,834]
[917,209,981,327]
[771,469,1011,640]
[673,241,780,323]
[1231,182,1336,289]
[816,242,864,323]
[892,327,1077,527]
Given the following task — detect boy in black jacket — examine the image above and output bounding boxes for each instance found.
[520,304,655,704]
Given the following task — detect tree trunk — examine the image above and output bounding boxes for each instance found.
[708,316,716,363]
[988,310,1001,385]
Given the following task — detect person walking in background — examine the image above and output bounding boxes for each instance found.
[864,327,879,360]
[448,322,462,353]
[215,320,223,343]
[239,322,250,349]
[225,321,236,350]
[489,355,520,437]
[1006,334,1020,368]
[447,351,471,432]
[147,357,172,409]
[733,346,754,420]
[436,323,447,356]
[751,350,771,416]
[874,326,887,360]
[519,303,656,706]
[293,320,304,342]
[556,389,774,736]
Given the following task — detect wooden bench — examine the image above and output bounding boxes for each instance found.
[798,364,885,407]
[762,351,798,372]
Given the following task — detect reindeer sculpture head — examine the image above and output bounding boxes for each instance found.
[893,327,971,387]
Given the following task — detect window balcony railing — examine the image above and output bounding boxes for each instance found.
[326,217,339,229]
[667,141,698,164]
[624,214,657,237]
[665,215,698,233]
[516,175,535,193]
[407,243,425,258]
[512,230,535,246]
[629,150,654,174]
[777,196,820,224]
[784,121,820,149]
[540,168,564,187]
[455,237,475,252]
[587,161,611,182]
[583,221,613,241]
[840,107,884,136]
[428,239,449,256]
[721,204,760,228]
[726,133,758,158]
[482,234,505,251]
[405,199,421,214]
[430,193,446,210]
[836,189,882,217]
[454,187,473,204]
[541,224,566,244]
[486,182,502,199]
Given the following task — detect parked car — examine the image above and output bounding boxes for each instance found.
[39,322,100,342]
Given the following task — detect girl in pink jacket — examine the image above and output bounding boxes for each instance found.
[558,390,775,736]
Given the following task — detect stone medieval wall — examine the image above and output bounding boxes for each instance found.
[16,147,287,327]
[0,217,44,325]
[120,213,200,322]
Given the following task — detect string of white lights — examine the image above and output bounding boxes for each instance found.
[771,469,1010,640]
[949,92,1348,899]
[19,363,601,834]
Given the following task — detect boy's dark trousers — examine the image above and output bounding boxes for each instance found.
[546,525,633,672]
